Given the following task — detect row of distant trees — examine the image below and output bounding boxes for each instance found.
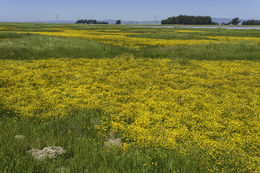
[221,18,241,25]
[161,15,216,25]
[162,16,260,25]
[75,17,260,25]
[75,19,108,24]
[242,20,260,25]
[221,18,260,25]
[75,19,121,24]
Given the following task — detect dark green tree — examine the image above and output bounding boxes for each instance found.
[75,19,84,24]
[116,20,121,24]
[161,15,214,25]
[242,20,260,25]
[231,18,241,25]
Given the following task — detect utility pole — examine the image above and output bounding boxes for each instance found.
[56,14,58,22]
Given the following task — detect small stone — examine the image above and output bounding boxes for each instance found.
[105,138,122,147]
[15,135,25,140]
[28,146,66,160]
[28,149,46,160]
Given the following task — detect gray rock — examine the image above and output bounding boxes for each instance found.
[28,146,66,160]
[105,138,122,147]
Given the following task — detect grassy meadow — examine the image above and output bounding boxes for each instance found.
[0,23,259,172]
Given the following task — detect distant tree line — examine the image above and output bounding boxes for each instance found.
[242,20,260,25]
[161,15,216,25]
[75,19,108,24]
[222,18,241,25]
[221,18,260,25]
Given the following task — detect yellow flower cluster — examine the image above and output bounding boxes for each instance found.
[2,28,260,48]
[0,27,15,30]
[0,57,259,171]
[10,28,226,48]
[209,36,260,43]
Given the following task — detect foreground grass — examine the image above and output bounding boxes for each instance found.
[0,108,204,173]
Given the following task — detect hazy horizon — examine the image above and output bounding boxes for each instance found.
[0,0,259,22]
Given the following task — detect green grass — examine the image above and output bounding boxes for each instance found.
[0,23,259,61]
[0,33,125,60]
[0,106,207,173]
[136,43,260,60]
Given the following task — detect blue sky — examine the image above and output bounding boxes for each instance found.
[0,0,259,21]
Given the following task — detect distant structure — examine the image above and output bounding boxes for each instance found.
[154,16,159,25]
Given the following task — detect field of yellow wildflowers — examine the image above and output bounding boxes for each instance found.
[0,23,259,172]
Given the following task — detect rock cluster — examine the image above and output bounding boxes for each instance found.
[28,146,66,160]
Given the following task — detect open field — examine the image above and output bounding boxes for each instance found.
[0,23,259,172]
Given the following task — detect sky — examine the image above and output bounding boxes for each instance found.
[0,0,259,21]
